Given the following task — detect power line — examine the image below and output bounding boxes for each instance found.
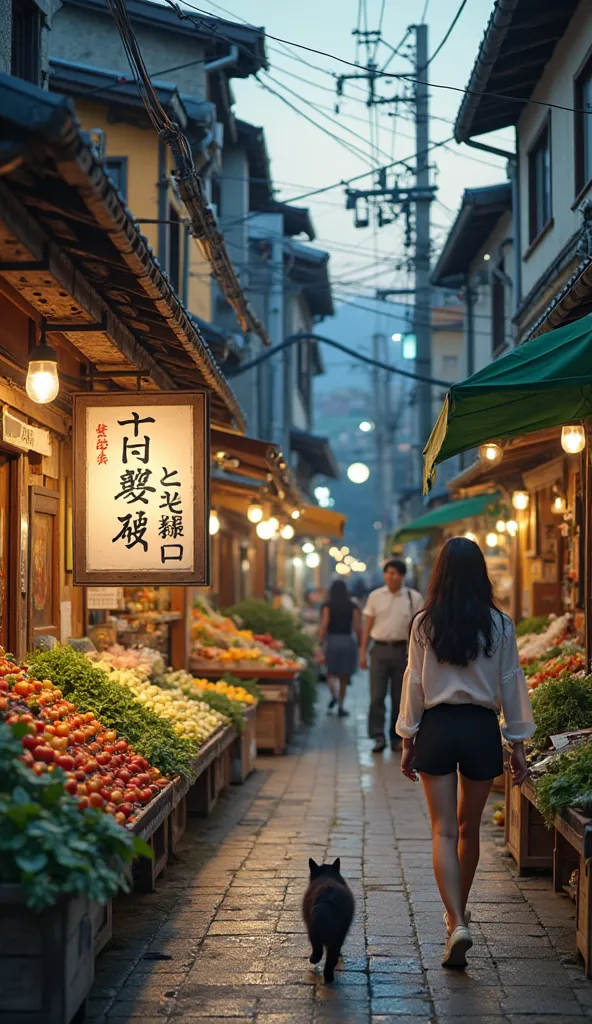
[174,0,592,119]
[426,0,468,67]
[224,331,451,386]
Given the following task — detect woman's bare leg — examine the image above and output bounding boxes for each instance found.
[457,775,493,915]
[420,772,464,933]
[338,676,348,704]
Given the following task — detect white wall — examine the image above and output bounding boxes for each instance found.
[467,210,514,373]
[517,0,592,323]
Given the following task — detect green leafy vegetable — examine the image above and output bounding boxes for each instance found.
[0,722,151,909]
[530,674,592,751]
[28,646,197,777]
[225,599,315,660]
[536,742,592,826]
[516,616,550,637]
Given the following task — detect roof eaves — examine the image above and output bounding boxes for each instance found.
[0,73,245,431]
[454,0,522,143]
[431,182,512,285]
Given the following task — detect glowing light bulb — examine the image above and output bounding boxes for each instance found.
[347,462,370,483]
[247,503,263,524]
[479,442,503,464]
[335,562,350,575]
[305,552,321,568]
[506,520,518,537]
[485,532,498,548]
[209,511,220,536]
[512,490,529,511]
[463,532,477,542]
[561,425,586,454]
[280,523,295,540]
[496,520,506,533]
[256,520,274,540]
[26,344,59,404]
[302,542,315,554]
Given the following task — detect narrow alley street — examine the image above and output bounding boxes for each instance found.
[87,678,589,1024]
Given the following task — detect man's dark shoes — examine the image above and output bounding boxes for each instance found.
[372,737,387,753]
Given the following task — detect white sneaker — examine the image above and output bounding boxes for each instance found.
[442,925,472,969]
[443,910,471,935]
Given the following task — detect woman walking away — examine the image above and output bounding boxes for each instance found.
[319,580,362,718]
[396,537,534,969]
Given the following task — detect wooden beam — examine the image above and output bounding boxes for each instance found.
[0,182,175,392]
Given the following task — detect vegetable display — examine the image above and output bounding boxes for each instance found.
[93,661,228,744]
[0,721,151,909]
[536,743,592,826]
[518,612,575,664]
[191,597,303,669]
[530,674,592,751]
[28,647,197,778]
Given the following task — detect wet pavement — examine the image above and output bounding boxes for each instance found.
[87,675,592,1022]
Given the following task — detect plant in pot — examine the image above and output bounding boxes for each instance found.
[0,721,152,1023]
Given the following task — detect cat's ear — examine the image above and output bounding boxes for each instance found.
[309,858,319,875]
[332,858,341,873]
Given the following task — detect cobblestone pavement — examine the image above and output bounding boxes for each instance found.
[88,676,591,1023]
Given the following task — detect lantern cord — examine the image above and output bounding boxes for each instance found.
[105,0,269,346]
[224,332,450,387]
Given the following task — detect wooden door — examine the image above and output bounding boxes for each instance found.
[29,487,60,645]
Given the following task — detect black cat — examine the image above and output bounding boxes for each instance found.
[302,857,355,983]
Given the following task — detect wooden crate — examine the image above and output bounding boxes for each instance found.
[91,899,112,957]
[504,772,554,872]
[168,794,188,853]
[232,707,257,784]
[553,806,592,977]
[131,783,174,893]
[255,680,297,754]
[0,887,95,1024]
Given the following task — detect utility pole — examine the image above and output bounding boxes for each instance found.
[372,331,386,529]
[413,23,432,493]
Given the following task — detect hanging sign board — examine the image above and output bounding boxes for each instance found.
[2,408,51,456]
[73,392,210,585]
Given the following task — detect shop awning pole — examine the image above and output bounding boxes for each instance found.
[581,421,585,671]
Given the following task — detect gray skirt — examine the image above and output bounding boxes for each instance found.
[325,634,358,677]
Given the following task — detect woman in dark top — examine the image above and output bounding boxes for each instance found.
[319,580,362,717]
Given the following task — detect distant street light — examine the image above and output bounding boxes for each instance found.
[359,421,375,433]
[347,462,371,484]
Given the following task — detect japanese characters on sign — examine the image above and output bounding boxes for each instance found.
[73,393,210,585]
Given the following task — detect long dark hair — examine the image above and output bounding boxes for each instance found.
[417,537,501,666]
[328,579,352,610]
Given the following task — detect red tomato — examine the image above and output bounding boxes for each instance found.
[83,759,98,775]
[136,773,151,786]
[76,783,88,797]
[123,789,137,803]
[33,745,55,764]
[22,734,37,751]
[114,740,128,753]
[110,789,124,805]
[140,788,152,804]
[78,797,89,811]
[57,755,75,772]
[96,753,111,767]
[120,802,133,818]
[89,793,104,810]
[114,811,126,825]
[118,768,131,785]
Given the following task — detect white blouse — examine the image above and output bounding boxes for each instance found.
[396,611,535,743]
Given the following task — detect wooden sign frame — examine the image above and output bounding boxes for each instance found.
[73,391,210,586]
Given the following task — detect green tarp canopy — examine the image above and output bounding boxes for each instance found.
[391,491,502,543]
[423,317,592,492]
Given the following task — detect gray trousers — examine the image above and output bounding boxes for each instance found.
[368,643,408,741]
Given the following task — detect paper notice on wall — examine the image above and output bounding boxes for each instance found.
[60,600,72,642]
[86,587,124,610]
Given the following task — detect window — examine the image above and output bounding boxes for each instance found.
[491,258,506,356]
[104,157,128,202]
[575,54,592,197]
[528,118,552,244]
[11,0,41,84]
[167,205,181,294]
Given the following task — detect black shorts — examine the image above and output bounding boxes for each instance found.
[413,703,503,782]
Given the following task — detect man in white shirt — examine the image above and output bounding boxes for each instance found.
[360,558,423,753]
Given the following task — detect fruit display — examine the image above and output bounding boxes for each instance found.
[0,721,151,910]
[0,656,168,824]
[191,596,302,671]
[93,662,228,743]
[162,669,256,706]
[28,646,197,778]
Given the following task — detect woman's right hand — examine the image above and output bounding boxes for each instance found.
[401,740,418,782]
[510,742,529,786]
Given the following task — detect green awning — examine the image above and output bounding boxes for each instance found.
[391,492,502,543]
[423,317,592,492]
